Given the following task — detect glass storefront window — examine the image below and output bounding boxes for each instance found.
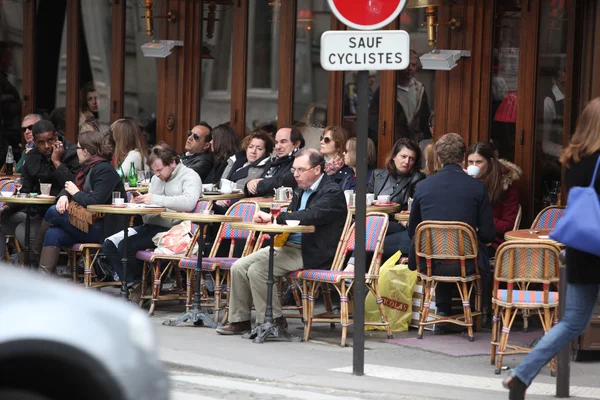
[124,1,157,145]
[0,0,24,161]
[246,0,280,132]
[489,2,521,162]
[533,0,568,211]
[200,3,234,128]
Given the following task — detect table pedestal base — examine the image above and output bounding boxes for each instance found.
[242,322,301,343]
[163,308,217,328]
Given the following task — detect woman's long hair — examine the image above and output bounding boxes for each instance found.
[466,142,506,204]
[78,130,114,161]
[560,97,600,166]
[322,125,348,158]
[111,119,147,168]
[384,138,421,178]
[212,124,241,165]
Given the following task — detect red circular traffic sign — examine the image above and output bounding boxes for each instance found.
[328,0,408,30]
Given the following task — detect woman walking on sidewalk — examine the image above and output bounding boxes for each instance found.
[504,98,600,399]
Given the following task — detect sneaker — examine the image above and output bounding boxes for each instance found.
[274,316,288,330]
[503,373,527,400]
[216,320,251,335]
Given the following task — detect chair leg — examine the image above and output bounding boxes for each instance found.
[84,249,92,287]
[300,279,308,325]
[372,281,393,339]
[185,269,193,312]
[289,276,303,318]
[461,281,474,342]
[221,271,231,324]
[340,282,350,347]
[149,262,162,314]
[214,268,222,323]
[490,304,500,365]
[495,307,514,374]
[304,281,316,342]
[523,309,530,332]
[418,280,432,339]
[140,261,149,298]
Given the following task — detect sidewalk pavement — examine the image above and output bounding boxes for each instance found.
[152,306,600,400]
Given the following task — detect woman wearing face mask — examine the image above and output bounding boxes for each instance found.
[320,125,353,185]
[466,142,522,257]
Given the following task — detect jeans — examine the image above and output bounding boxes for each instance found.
[514,283,600,386]
[43,205,104,247]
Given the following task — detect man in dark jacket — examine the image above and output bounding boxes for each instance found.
[181,122,214,181]
[217,148,347,335]
[0,120,80,261]
[408,133,495,315]
[244,126,304,197]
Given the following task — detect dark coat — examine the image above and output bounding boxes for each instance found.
[491,159,522,248]
[564,151,600,284]
[276,174,347,270]
[329,165,354,186]
[203,159,229,185]
[181,151,214,181]
[246,154,297,197]
[407,164,496,273]
[368,168,426,210]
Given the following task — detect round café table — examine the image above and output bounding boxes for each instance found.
[504,229,562,246]
[246,196,291,209]
[160,212,243,328]
[0,194,56,266]
[125,186,149,194]
[202,192,245,201]
[87,204,165,300]
[230,221,315,343]
[349,203,401,214]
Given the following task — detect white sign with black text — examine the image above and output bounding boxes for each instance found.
[320,30,410,71]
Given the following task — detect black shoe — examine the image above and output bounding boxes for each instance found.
[274,316,288,330]
[503,373,527,400]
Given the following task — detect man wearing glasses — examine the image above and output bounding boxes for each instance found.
[14,113,42,173]
[0,120,80,263]
[217,149,347,335]
[181,122,213,181]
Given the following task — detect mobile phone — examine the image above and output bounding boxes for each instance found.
[131,191,142,197]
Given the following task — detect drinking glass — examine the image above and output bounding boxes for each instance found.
[270,203,282,224]
[14,178,22,196]
[137,171,146,186]
[40,183,52,196]
[145,170,153,185]
[112,191,122,205]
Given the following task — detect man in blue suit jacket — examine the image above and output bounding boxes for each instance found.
[408,133,496,315]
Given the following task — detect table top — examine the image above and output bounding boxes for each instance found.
[349,203,401,214]
[126,186,149,193]
[504,229,561,245]
[160,212,243,223]
[202,192,245,201]
[87,204,166,215]
[394,212,410,222]
[230,222,315,233]
[247,196,291,208]
[0,195,56,205]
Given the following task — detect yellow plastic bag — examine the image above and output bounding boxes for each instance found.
[365,251,418,332]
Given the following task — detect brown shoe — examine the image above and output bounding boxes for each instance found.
[274,316,288,330]
[216,321,251,335]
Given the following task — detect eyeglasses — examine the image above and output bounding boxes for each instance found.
[21,125,34,133]
[75,146,83,150]
[187,131,201,142]
[291,166,317,175]
[319,136,332,144]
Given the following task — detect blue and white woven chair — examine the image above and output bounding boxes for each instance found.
[0,180,20,262]
[293,212,389,346]
[136,199,212,314]
[178,200,259,323]
[490,240,560,375]
[530,205,565,230]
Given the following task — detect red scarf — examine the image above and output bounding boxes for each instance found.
[75,156,106,190]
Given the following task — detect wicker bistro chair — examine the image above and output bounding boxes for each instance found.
[0,180,21,261]
[135,199,212,314]
[69,192,137,287]
[490,241,560,375]
[414,221,482,342]
[293,212,389,347]
[178,200,259,323]
[530,205,565,230]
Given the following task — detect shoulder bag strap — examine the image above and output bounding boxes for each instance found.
[590,155,600,188]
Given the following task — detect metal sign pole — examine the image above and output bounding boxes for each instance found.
[556,250,570,397]
[352,69,369,376]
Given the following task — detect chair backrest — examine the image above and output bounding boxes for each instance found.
[209,200,259,258]
[189,200,214,235]
[530,205,565,230]
[493,241,560,304]
[0,179,12,207]
[0,180,15,193]
[341,212,389,278]
[414,221,478,277]
[514,204,522,230]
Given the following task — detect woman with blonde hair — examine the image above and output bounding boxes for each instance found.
[340,136,377,191]
[504,97,600,399]
[320,125,353,184]
[111,118,148,176]
[422,142,441,176]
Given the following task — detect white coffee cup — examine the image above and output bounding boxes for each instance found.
[114,198,125,206]
[366,193,375,205]
[344,190,354,205]
[467,165,481,178]
[377,195,390,202]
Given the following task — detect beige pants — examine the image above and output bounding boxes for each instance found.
[229,245,302,324]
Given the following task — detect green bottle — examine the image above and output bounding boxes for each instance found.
[117,162,125,183]
[128,162,138,187]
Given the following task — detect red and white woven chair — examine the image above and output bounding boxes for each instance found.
[136,199,212,314]
[293,212,389,346]
[178,200,259,323]
[530,205,565,230]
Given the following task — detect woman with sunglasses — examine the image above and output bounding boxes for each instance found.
[35,130,126,275]
[319,126,353,185]
[203,123,241,184]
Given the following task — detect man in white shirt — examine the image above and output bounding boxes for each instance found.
[542,68,566,156]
